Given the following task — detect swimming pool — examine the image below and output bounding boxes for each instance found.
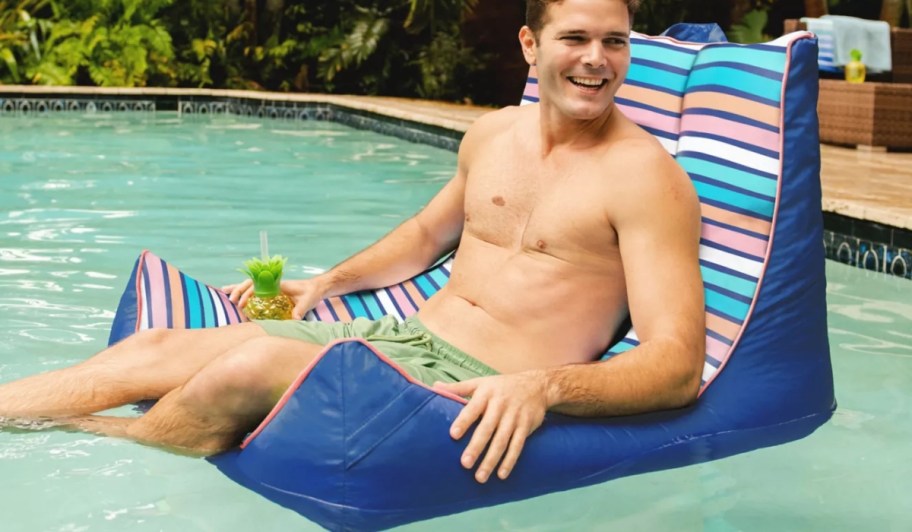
[1,113,908,530]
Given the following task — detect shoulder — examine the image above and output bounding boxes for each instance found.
[602,132,699,227]
[457,105,530,169]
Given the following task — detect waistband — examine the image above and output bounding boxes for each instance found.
[402,316,499,377]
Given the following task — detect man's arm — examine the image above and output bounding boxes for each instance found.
[436,142,705,482]
[226,114,488,317]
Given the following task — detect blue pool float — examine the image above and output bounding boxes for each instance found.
[109,30,834,530]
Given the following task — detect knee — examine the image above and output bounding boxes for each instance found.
[179,339,283,411]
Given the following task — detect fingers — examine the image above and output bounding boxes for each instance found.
[224,279,253,305]
[458,395,501,472]
[237,285,254,308]
[474,412,516,483]
[496,418,532,480]
[434,379,477,399]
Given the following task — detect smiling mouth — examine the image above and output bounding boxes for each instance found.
[567,76,607,89]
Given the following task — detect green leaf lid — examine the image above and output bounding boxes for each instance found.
[240,255,287,297]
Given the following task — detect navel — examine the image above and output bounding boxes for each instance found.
[465,213,471,223]
[492,195,506,207]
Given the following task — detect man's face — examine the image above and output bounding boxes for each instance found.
[520,0,631,121]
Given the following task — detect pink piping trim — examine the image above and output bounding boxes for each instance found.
[240,338,468,448]
[697,33,812,396]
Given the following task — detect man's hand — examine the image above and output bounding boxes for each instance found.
[434,372,550,484]
[222,278,327,320]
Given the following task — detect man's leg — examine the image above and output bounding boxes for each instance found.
[0,323,266,418]
[70,336,327,454]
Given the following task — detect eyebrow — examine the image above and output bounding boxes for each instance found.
[558,29,630,38]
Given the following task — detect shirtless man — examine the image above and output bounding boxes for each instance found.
[0,0,704,484]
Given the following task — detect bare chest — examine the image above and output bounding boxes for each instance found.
[463,147,617,257]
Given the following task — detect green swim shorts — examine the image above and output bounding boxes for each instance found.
[253,315,498,386]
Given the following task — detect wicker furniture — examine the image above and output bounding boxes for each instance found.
[784,19,912,83]
[818,79,912,149]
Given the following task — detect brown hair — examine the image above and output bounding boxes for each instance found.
[525,0,639,36]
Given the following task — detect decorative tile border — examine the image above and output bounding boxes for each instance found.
[0,97,155,114]
[823,229,912,279]
[0,95,461,152]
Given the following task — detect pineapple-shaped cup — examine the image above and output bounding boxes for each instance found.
[845,48,866,84]
[240,255,294,320]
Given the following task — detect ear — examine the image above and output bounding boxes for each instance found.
[519,26,537,66]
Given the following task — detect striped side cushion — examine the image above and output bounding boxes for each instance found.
[130,251,244,333]
[304,256,454,323]
[603,33,801,391]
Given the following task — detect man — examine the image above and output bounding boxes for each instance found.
[0,0,704,485]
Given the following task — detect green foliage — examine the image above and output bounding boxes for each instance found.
[1,0,490,101]
[21,0,176,86]
[0,0,50,83]
[728,9,769,43]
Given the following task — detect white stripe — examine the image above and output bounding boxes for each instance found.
[631,32,705,52]
[140,277,151,331]
[208,286,228,326]
[375,288,404,322]
[657,136,677,155]
[678,136,779,175]
[304,309,318,322]
[702,361,716,383]
[700,244,764,277]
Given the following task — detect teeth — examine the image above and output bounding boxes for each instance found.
[569,77,604,87]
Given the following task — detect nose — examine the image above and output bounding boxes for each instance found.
[582,41,606,69]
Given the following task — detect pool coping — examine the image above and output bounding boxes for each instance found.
[1,85,909,280]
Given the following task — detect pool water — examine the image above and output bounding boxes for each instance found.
[1,113,909,531]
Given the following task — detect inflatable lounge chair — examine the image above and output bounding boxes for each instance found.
[109,30,834,531]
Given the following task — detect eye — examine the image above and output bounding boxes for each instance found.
[560,35,585,42]
[603,37,628,47]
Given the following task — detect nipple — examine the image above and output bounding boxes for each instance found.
[492,196,506,207]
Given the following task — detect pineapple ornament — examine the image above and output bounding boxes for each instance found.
[845,48,866,84]
[239,231,294,320]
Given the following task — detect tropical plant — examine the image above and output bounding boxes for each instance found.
[0,0,49,83]
[27,0,176,86]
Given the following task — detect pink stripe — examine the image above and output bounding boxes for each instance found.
[313,300,337,323]
[389,285,418,317]
[523,80,539,99]
[706,335,729,362]
[617,104,679,135]
[144,257,168,328]
[682,114,779,152]
[701,222,768,257]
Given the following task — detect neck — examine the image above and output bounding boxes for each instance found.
[538,102,616,156]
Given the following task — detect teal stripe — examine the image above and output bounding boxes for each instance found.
[695,47,786,73]
[427,267,450,290]
[344,294,369,318]
[607,339,637,355]
[362,293,384,318]
[626,64,688,93]
[632,43,698,70]
[679,157,777,198]
[198,281,214,327]
[414,274,437,298]
[692,181,774,216]
[687,67,782,102]
[700,265,758,299]
[185,278,202,328]
[705,288,750,321]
